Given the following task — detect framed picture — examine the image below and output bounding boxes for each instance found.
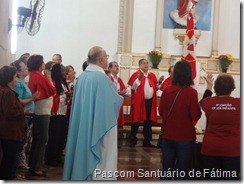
[163,0,212,31]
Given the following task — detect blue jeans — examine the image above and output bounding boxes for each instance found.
[161,139,194,180]
[28,115,50,171]
[202,155,240,180]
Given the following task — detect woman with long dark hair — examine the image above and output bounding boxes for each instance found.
[45,63,70,166]
[158,60,202,180]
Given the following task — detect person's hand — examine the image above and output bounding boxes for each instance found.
[158,75,164,84]
[138,72,144,81]
[32,91,40,101]
[204,74,214,91]
[119,88,127,96]
[65,91,73,98]
[24,108,34,115]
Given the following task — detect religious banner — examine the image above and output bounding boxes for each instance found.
[181,12,197,80]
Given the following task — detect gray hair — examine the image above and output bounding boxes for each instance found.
[87,46,104,64]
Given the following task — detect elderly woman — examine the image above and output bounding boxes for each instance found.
[158,60,202,180]
[11,59,40,171]
[201,74,240,180]
[0,66,25,180]
[27,55,56,177]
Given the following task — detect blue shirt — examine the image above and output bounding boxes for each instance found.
[63,70,123,180]
[13,79,35,112]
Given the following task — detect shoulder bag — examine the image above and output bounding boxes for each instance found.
[156,87,184,148]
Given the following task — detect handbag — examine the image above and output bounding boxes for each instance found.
[156,87,184,148]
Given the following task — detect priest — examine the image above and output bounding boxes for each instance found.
[63,46,123,180]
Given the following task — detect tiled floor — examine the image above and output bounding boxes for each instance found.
[117,139,162,181]
[17,137,162,181]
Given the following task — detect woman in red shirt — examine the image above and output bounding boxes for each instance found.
[27,55,56,177]
[158,60,201,180]
[201,74,240,180]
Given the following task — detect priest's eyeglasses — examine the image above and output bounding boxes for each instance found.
[103,55,109,59]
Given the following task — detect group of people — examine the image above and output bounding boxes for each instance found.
[63,46,240,180]
[0,46,240,181]
[0,53,77,179]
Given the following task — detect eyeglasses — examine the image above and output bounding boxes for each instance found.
[103,55,109,59]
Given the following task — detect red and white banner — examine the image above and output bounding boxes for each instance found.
[181,12,197,80]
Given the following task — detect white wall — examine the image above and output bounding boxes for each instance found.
[15,0,240,73]
[218,0,240,57]
[0,0,15,67]
[132,0,157,52]
[6,0,240,132]
[16,0,120,75]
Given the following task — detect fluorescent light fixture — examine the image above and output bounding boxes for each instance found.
[11,0,19,54]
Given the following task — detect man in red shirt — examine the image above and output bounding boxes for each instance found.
[108,61,126,136]
[160,65,174,92]
[128,59,159,147]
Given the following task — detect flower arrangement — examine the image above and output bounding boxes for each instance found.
[218,54,233,72]
[148,50,163,69]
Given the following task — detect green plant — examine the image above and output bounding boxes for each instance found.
[148,51,163,69]
[218,54,233,72]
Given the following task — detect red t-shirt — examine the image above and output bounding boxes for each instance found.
[160,77,172,92]
[158,84,201,141]
[201,96,240,156]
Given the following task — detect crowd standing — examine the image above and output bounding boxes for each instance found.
[0,49,240,180]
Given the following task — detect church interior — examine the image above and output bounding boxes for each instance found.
[0,0,241,181]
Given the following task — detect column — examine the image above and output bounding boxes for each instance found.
[211,0,220,57]
[154,0,163,51]
[117,0,134,53]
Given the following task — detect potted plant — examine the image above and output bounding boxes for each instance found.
[148,50,163,69]
[218,54,233,73]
